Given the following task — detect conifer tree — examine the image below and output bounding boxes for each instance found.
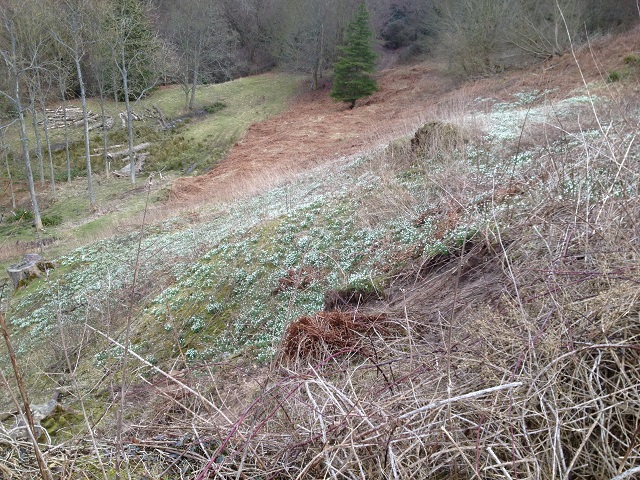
[330,2,377,109]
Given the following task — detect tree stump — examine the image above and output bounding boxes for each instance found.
[7,254,55,289]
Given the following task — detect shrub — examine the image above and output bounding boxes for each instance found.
[41,214,63,227]
[607,70,621,82]
[382,19,413,49]
[410,121,464,158]
[8,208,33,223]
[203,102,227,114]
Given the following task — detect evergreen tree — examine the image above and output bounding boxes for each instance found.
[330,2,377,109]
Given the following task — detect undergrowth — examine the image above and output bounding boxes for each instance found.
[1,50,640,479]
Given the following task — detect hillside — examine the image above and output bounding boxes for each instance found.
[1,26,640,479]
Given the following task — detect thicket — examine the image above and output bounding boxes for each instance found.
[430,0,638,75]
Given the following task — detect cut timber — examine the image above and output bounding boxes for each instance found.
[112,153,147,178]
[106,142,151,160]
[119,110,144,128]
[144,105,169,129]
[7,253,55,289]
[42,105,112,131]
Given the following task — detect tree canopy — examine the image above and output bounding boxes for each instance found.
[330,2,378,109]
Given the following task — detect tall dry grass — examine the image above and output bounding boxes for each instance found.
[2,39,640,480]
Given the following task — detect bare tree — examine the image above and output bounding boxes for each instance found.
[433,0,516,75]
[508,0,588,59]
[52,0,97,207]
[55,61,73,182]
[270,0,359,90]
[37,70,57,195]
[0,1,43,230]
[156,0,234,109]
[219,0,280,73]
[109,0,159,184]
[89,30,115,176]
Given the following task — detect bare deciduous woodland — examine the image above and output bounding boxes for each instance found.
[1,0,639,478]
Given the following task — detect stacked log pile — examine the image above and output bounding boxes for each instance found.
[43,106,113,131]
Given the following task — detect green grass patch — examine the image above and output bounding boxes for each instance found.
[2,72,302,181]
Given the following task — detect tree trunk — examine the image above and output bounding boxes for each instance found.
[120,46,136,185]
[9,30,42,231]
[30,97,45,186]
[59,77,71,183]
[98,86,109,175]
[40,100,56,196]
[2,142,16,209]
[7,254,55,289]
[188,59,199,110]
[188,35,203,110]
[311,21,325,91]
[75,57,95,207]
[19,108,43,230]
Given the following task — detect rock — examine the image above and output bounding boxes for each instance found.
[7,254,55,289]
[2,389,66,442]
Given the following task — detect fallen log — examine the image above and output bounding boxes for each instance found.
[112,153,147,178]
[106,143,152,160]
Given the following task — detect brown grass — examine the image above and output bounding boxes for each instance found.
[3,24,640,480]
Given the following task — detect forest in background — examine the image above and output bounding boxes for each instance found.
[1,0,638,117]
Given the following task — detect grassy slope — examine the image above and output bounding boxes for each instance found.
[2,44,640,478]
[0,73,303,269]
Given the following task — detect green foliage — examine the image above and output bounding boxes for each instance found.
[148,135,211,173]
[203,102,227,114]
[330,3,378,109]
[7,208,34,223]
[41,213,63,227]
[606,55,640,84]
[607,70,621,83]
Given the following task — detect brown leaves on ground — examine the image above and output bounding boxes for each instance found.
[170,25,640,207]
[281,311,387,360]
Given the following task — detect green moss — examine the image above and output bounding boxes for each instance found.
[203,101,227,114]
[40,405,85,440]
